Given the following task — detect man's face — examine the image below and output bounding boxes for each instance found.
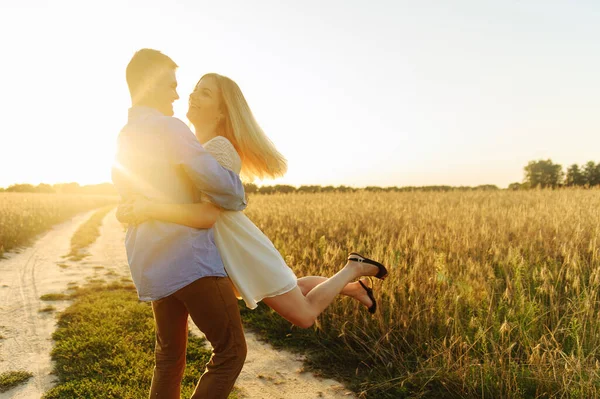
[152,68,179,116]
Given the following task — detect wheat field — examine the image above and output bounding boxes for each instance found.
[2,189,600,397]
[0,193,117,257]
[243,190,600,397]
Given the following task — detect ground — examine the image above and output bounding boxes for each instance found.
[0,210,355,399]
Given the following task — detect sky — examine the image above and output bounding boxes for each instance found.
[0,0,599,189]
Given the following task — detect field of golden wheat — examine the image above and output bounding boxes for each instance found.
[0,193,118,257]
[242,189,600,398]
[2,189,600,397]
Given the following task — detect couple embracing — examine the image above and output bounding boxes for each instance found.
[112,48,388,398]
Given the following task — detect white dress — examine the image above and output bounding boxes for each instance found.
[202,136,298,309]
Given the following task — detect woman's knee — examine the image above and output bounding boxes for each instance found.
[290,315,315,329]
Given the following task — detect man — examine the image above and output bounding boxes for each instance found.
[112,48,247,399]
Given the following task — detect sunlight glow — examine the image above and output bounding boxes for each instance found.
[1,1,599,189]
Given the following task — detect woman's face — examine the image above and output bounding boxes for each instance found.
[186,77,223,129]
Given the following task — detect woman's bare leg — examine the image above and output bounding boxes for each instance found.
[262,259,379,328]
[297,276,373,309]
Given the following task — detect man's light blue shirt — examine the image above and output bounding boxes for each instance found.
[112,106,246,301]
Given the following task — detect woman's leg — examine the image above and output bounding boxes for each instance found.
[297,276,374,309]
[262,259,379,328]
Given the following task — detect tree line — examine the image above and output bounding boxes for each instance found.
[3,159,597,195]
[242,183,500,194]
[1,182,501,195]
[0,183,118,195]
[509,159,600,190]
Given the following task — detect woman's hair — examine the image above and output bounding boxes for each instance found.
[197,73,287,182]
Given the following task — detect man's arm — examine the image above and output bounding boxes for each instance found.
[119,199,221,229]
[165,119,246,211]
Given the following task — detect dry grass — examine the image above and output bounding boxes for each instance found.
[66,205,114,261]
[242,189,600,398]
[0,193,118,257]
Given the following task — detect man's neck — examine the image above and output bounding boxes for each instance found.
[132,101,165,115]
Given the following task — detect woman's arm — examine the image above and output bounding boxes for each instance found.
[131,199,222,229]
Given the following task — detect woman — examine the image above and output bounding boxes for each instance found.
[118,73,388,328]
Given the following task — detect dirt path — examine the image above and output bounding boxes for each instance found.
[0,210,355,398]
[0,211,100,399]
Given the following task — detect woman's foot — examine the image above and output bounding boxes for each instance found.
[347,279,375,310]
[346,253,388,279]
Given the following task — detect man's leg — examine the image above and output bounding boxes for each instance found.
[149,294,190,398]
[175,277,247,399]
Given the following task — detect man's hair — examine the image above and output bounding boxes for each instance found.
[126,49,178,101]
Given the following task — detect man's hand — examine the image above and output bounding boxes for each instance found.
[116,196,152,226]
[115,202,134,224]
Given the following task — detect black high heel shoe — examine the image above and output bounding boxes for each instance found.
[347,252,389,280]
[358,279,377,314]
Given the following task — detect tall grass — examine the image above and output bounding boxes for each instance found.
[242,189,600,398]
[0,193,118,257]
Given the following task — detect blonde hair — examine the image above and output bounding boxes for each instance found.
[195,73,287,182]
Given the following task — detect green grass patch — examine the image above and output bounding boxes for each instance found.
[66,206,114,261]
[40,293,69,301]
[39,305,56,313]
[44,283,239,399]
[0,370,34,393]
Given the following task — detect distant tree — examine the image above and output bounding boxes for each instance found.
[298,185,321,193]
[53,182,81,194]
[273,185,296,194]
[475,185,499,191]
[243,183,258,194]
[583,161,600,187]
[524,159,563,188]
[6,183,36,192]
[336,185,355,193]
[0,187,4,192]
[257,185,275,194]
[35,183,55,193]
[565,164,586,187]
[508,182,522,190]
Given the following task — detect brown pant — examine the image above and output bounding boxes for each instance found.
[149,277,247,399]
